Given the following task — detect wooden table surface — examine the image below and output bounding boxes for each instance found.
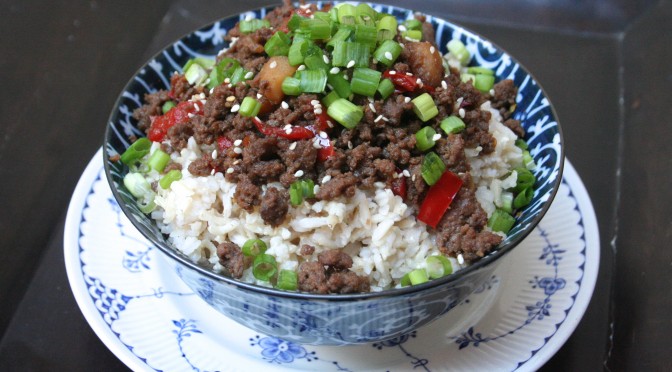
[1,1,670,370]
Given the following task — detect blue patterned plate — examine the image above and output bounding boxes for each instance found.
[65,150,598,371]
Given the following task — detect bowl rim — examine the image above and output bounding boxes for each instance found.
[103,1,565,302]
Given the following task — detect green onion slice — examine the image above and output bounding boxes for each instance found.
[514,167,536,193]
[297,69,328,93]
[513,187,534,209]
[421,152,446,186]
[499,191,514,214]
[467,66,494,75]
[252,254,277,281]
[240,96,262,117]
[474,74,495,92]
[289,181,304,206]
[400,272,411,287]
[337,3,357,25]
[161,101,176,114]
[440,116,466,134]
[376,16,397,41]
[515,139,528,150]
[488,209,516,234]
[522,150,536,170]
[408,269,429,285]
[322,90,341,107]
[159,169,182,189]
[327,98,363,129]
[264,31,291,57]
[402,29,422,41]
[282,77,302,96]
[327,72,352,98]
[350,67,381,97]
[239,18,270,34]
[376,78,394,99]
[147,149,170,172]
[415,126,437,151]
[276,269,298,290]
[120,138,151,165]
[447,39,470,64]
[403,18,422,31]
[123,172,152,199]
[411,93,439,122]
[242,238,268,257]
[426,255,453,279]
[373,40,402,67]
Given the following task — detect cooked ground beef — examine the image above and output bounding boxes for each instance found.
[260,187,289,227]
[216,242,248,278]
[298,249,370,294]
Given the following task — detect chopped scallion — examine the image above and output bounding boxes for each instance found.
[376,16,397,42]
[120,138,151,165]
[301,18,332,40]
[289,181,303,206]
[282,77,302,95]
[327,72,352,98]
[161,101,176,114]
[123,172,152,199]
[376,78,394,99]
[327,98,363,129]
[355,3,377,25]
[467,66,494,75]
[373,40,402,67]
[184,63,208,85]
[408,268,429,285]
[297,69,328,93]
[411,93,439,122]
[474,73,495,92]
[264,31,291,57]
[488,209,516,234]
[440,116,466,134]
[426,255,453,279]
[252,254,277,281]
[403,18,422,31]
[288,39,309,66]
[350,67,381,97]
[147,149,170,172]
[522,150,536,170]
[513,186,534,209]
[239,18,270,34]
[337,3,357,25]
[499,191,514,213]
[276,269,298,290]
[415,126,437,151]
[353,24,377,46]
[514,167,536,193]
[447,39,470,64]
[322,90,340,107]
[159,169,182,189]
[515,139,528,150]
[402,29,422,41]
[240,97,262,117]
[421,152,446,186]
[242,238,268,257]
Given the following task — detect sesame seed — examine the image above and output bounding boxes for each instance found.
[327,120,333,128]
[233,160,241,165]
[489,89,495,96]
[313,185,320,194]
[374,114,384,123]
[297,64,306,71]
[347,141,353,149]
[193,103,200,111]
[284,124,292,130]
[416,78,422,85]
[323,55,330,64]
[402,169,411,177]
[187,113,194,118]
[310,99,320,106]
[393,172,399,179]
[319,131,328,139]
[233,139,243,146]
[382,116,390,122]
[430,46,436,54]
[457,254,465,265]
[329,67,340,74]
[322,175,332,183]
[270,61,277,69]
[233,147,243,154]
[281,101,289,109]
[411,174,416,181]
[257,93,262,99]
[244,71,254,79]
[285,128,293,135]
[432,133,442,141]
[398,25,407,32]
[231,104,240,113]
[459,108,466,118]
[226,167,234,174]
[441,80,448,90]
[312,139,322,149]
[404,96,411,103]
[211,149,218,159]
[314,108,323,115]
[347,60,355,68]
[342,73,349,81]
[389,70,397,75]
[226,95,236,102]
[384,51,393,60]
[369,103,376,113]
[406,72,413,76]
[289,142,297,150]
[209,87,215,94]
[224,78,231,84]
[294,170,304,177]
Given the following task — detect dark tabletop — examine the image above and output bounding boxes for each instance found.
[1,0,670,370]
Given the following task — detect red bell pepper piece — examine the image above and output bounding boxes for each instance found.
[417,170,463,228]
[382,70,418,93]
[252,117,315,140]
[391,176,407,199]
[148,101,202,142]
[217,136,233,152]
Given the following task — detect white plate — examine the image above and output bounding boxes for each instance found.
[65,149,599,371]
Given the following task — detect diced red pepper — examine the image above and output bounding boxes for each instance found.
[295,7,313,17]
[148,101,202,142]
[252,117,314,140]
[391,175,407,199]
[217,136,233,152]
[417,170,463,228]
[383,70,418,93]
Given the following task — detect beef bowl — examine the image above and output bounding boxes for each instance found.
[103,1,563,345]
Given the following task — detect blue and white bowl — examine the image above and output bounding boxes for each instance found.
[104,2,563,345]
